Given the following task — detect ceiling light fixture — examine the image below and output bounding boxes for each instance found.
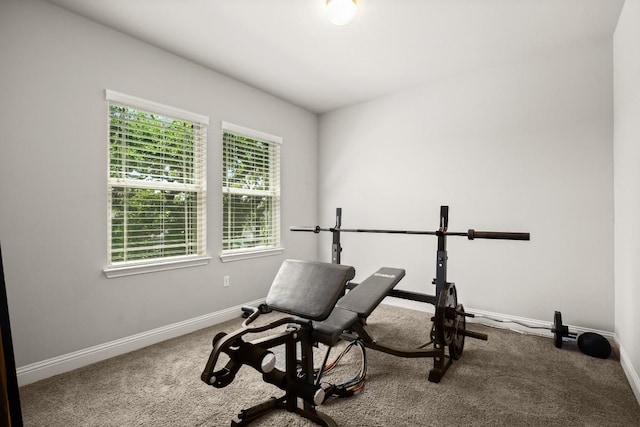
[326,0,358,26]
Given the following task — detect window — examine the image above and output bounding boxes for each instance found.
[221,122,282,261]
[105,90,209,275]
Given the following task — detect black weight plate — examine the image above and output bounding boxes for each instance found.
[449,304,465,360]
[553,311,563,348]
[435,283,457,346]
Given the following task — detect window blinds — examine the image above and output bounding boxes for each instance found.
[106,90,207,264]
[222,122,281,252]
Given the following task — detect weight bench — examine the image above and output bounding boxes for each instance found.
[201,259,407,426]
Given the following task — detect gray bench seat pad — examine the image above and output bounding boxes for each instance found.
[313,267,406,346]
[336,267,405,317]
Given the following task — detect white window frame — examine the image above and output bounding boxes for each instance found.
[220,121,283,263]
[103,90,210,278]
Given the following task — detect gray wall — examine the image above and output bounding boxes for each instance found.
[318,38,614,331]
[614,0,640,402]
[2,0,636,398]
[0,0,318,367]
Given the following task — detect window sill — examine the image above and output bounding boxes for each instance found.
[219,248,284,263]
[103,255,212,278]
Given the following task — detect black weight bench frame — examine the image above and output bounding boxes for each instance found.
[202,260,355,426]
[202,259,436,426]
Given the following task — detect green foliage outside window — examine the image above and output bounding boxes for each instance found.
[109,105,202,263]
[223,132,279,251]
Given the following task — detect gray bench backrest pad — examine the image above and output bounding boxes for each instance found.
[266,259,356,321]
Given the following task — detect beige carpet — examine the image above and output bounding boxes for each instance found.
[19,304,640,426]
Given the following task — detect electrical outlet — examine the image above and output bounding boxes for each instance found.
[223,275,230,287]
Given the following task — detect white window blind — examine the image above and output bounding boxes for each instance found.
[106,90,208,265]
[222,122,281,254]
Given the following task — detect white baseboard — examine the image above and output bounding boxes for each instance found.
[618,341,640,405]
[16,299,265,387]
[381,297,614,339]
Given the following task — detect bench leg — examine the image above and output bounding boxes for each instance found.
[229,326,338,426]
[230,395,337,427]
[294,403,338,427]
[231,396,283,426]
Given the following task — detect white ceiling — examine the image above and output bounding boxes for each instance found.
[44,0,624,114]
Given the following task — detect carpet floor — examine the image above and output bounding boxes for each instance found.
[19,304,640,426]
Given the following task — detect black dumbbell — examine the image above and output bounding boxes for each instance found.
[551,311,611,359]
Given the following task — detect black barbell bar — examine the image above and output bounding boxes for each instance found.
[290,226,529,241]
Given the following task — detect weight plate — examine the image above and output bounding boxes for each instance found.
[435,283,457,346]
[553,311,563,348]
[449,304,465,360]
